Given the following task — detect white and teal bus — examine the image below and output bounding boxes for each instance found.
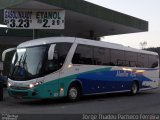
[6,37,159,101]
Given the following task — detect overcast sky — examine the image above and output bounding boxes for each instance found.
[85,0,160,49]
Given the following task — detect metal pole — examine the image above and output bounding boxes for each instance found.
[89,30,94,40]
[33,29,38,39]
[0,79,3,101]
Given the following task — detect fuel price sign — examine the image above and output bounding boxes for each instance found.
[4,9,65,29]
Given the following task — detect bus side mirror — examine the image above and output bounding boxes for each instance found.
[48,44,56,60]
[1,47,16,71]
[2,48,16,62]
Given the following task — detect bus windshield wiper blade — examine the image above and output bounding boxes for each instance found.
[11,54,23,76]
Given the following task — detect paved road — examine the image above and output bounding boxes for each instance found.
[1,88,160,120]
[0,88,160,115]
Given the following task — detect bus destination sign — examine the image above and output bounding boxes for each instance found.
[4,9,65,29]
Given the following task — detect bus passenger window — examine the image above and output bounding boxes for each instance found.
[111,49,124,66]
[93,47,107,65]
[149,55,158,68]
[72,45,94,65]
[45,43,72,73]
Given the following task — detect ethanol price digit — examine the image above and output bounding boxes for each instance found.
[43,19,50,28]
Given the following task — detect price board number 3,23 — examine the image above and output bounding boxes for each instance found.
[9,19,31,28]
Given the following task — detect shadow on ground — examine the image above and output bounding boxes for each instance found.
[17,91,155,106]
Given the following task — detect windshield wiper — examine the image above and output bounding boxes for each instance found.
[11,54,24,76]
[11,52,29,79]
[21,53,30,79]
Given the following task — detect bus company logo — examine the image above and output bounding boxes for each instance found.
[116,71,136,78]
[116,71,129,77]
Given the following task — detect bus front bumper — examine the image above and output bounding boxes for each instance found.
[7,86,63,99]
[8,88,43,99]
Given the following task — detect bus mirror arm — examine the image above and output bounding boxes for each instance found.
[48,44,56,60]
[1,48,16,71]
[2,48,16,62]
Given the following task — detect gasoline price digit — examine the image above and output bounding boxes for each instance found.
[24,19,30,28]
[18,19,23,27]
[10,19,16,28]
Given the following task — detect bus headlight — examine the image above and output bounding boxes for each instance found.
[29,83,34,88]
[8,82,12,87]
[29,81,43,89]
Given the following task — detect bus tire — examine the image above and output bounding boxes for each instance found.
[130,81,139,95]
[67,83,81,102]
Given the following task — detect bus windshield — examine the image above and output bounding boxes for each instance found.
[9,43,72,81]
[10,45,47,80]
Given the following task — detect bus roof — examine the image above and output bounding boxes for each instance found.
[18,37,158,56]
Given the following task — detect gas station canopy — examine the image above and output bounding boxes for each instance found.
[0,0,148,39]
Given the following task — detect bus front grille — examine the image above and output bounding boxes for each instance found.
[10,86,29,90]
[10,91,28,97]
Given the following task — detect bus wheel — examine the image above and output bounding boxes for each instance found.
[67,84,80,101]
[130,81,139,95]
